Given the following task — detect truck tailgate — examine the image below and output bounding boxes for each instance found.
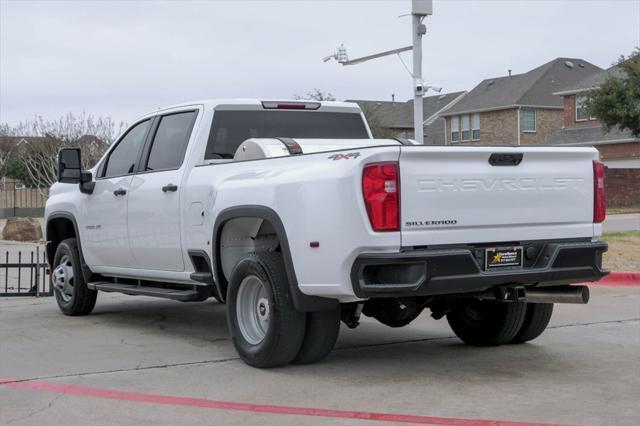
[399,146,597,247]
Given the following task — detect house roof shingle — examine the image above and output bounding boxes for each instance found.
[442,58,602,116]
[553,65,627,95]
[546,124,639,145]
[348,91,466,128]
[405,91,467,127]
[348,99,411,129]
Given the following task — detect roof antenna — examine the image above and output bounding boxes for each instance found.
[508,69,512,77]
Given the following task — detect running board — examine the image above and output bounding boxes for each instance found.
[88,282,211,302]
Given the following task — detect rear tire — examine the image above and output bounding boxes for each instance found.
[510,303,554,343]
[292,307,341,365]
[446,300,526,346]
[52,238,97,316]
[226,252,306,368]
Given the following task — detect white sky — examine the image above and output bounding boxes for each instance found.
[1,0,639,127]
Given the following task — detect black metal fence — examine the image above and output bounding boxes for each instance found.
[0,247,51,297]
[0,180,48,219]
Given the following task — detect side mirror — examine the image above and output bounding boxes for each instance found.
[58,148,95,194]
[58,148,82,183]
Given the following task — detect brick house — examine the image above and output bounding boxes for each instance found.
[349,91,466,145]
[547,65,639,207]
[548,65,640,169]
[439,58,602,145]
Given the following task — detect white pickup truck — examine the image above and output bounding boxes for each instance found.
[46,99,608,367]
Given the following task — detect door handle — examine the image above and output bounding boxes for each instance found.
[162,184,178,192]
[113,188,127,196]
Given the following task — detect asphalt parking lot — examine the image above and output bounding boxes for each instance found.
[1,285,638,426]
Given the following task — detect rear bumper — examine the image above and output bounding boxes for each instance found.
[350,240,608,298]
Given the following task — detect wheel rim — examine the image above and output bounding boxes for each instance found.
[52,254,74,303]
[236,275,271,345]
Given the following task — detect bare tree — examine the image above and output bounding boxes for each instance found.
[0,113,125,193]
[0,136,12,175]
[6,113,125,145]
[19,137,59,191]
[293,88,336,101]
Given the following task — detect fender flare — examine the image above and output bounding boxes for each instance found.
[46,212,96,283]
[213,205,338,312]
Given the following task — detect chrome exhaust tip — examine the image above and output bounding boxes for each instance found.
[481,285,590,304]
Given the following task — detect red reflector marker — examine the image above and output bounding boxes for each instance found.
[362,162,400,232]
[593,160,606,223]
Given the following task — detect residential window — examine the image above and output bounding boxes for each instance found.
[471,113,480,140]
[450,116,460,142]
[461,115,470,141]
[576,95,589,121]
[521,108,536,132]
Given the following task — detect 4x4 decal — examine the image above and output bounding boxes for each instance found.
[328,152,360,160]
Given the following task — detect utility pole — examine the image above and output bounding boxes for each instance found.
[411,0,432,144]
[324,0,434,143]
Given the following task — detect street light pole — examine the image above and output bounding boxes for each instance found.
[411,0,432,144]
[323,0,433,143]
[412,13,424,144]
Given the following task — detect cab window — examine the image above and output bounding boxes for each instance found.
[103,119,151,178]
[144,111,198,171]
[205,110,368,159]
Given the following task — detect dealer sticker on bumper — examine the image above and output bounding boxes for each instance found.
[485,246,523,270]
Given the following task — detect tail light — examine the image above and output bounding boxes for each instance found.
[362,162,400,231]
[593,160,606,223]
[261,101,320,110]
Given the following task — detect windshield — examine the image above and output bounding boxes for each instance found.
[205,110,369,159]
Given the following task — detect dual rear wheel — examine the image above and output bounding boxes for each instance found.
[226,252,341,368]
[446,299,554,346]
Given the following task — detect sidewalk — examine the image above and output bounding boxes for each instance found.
[603,213,640,232]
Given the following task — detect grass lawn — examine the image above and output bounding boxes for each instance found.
[606,207,640,215]
[601,231,640,271]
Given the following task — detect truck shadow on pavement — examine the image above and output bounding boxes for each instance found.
[81,296,583,383]
[88,297,230,344]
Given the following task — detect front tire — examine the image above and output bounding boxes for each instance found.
[510,303,554,343]
[446,300,526,346]
[226,252,306,368]
[52,238,97,316]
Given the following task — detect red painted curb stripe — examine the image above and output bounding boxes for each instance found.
[0,377,565,426]
[585,272,640,287]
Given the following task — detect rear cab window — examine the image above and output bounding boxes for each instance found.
[204,110,369,160]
